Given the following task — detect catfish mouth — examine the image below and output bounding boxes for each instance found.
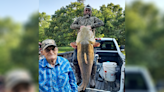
[76,26,95,45]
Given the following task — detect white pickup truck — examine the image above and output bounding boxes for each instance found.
[125,66,157,92]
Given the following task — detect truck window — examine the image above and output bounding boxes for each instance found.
[125,72,148,90]
[95,40,117,50]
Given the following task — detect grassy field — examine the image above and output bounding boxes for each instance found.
[58,46,126,56]
[58,46,74,53]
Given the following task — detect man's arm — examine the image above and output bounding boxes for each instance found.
[66,60,77,92]
[68,68,78,92]
[70,18,81,29]
[91,17,104,29]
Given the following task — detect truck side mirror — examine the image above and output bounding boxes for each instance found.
[120,45,125,51]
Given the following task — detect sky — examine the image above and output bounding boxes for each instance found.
[39,0,125,15]
[0,0,163,23]
[0,0,39,23]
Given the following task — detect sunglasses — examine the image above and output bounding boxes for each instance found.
[45,47,57,52]
[85,10,91,12]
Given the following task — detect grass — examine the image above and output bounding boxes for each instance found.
[58,51,67,53]
[58,46,126,55]
[58,46,74,53]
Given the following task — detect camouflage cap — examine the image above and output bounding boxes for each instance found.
[41,39,57,50]
[5,69,33,89]
[84,4,92,11]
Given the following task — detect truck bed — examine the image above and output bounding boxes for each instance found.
[85,73,114,92]
[58,51,121,92]
[70,62,119,92]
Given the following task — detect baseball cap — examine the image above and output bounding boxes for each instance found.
[84,5,92,11]
[41,39,57,50]
[5,69,33,89]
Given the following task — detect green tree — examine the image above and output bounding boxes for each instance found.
[126,1,164,81]
[42,2,125,46]
[99,3,125,45]
[0,17,21,73]
[48,2,85,46]
[11,12,39,82]
[39,12,51,42]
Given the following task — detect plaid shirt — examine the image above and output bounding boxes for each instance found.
[39,56,78,92]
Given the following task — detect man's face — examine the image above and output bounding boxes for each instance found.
[41,46,58,62]
[84,8,92,16]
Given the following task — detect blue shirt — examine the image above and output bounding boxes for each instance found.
[39,56,78,92]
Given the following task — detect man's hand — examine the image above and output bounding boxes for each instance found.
[80,26,85,29]
[87,25,91,29]
[70,42,77,49]
[87,25,92,31]
[80,25,92,31]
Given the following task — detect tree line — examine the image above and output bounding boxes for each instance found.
[39,2,125,46]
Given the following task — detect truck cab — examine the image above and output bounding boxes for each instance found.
[125,66,157,92]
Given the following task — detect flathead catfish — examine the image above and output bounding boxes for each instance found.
[76,26,95,91]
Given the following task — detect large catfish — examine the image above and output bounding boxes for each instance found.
[76,26,95,91]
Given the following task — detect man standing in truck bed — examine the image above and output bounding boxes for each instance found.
[70,4,104,88]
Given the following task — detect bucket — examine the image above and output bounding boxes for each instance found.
[103,62,117,82]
